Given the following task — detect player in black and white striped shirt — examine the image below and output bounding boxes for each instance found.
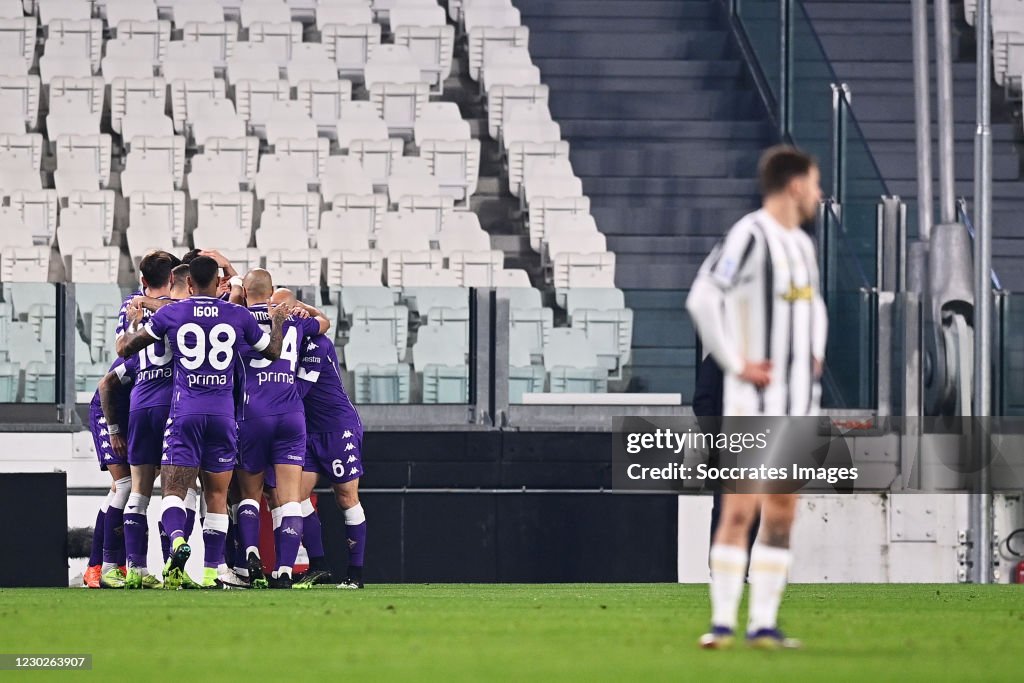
[686,146,827,650]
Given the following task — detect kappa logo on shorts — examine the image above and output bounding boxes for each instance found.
[218,457,233,463]
[162,454,169,461]
[342,430,353,439]
[349,467,359,476]
[347,455,357,463]
[99,428,108,436]
[98,417,106,424]
[164,429,171,437]
[345,443,355,452]
[101,441,110,449]
[287,454,303,461]
[104,454,112,460]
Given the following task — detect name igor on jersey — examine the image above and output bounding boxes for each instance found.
[144,296,270,417]
[297,333,361,433]
[236,304,320,421]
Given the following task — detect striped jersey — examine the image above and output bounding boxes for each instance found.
[686,209,828,416]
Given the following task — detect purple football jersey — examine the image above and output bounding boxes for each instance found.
[296,334,361,433]
[144,295,270,417]
[236,304,320,421]
[126,296,175,410]
[114,289,143,338]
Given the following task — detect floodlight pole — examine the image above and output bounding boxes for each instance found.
[971,0,994,584]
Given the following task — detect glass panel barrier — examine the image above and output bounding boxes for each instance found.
[0,282,59,403]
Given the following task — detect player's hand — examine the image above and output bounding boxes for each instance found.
[110,433,127,458]
[201,249,229,267]
[813,357,823,379]
[270,303,292,322]
[127,300,144,326]
[739,359,772,388]
[217,275,231,297]
[291,306,311,319]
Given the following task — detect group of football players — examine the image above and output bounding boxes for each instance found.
[82,249,366,590]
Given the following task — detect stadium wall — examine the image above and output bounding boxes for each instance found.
[6,432,1023,584]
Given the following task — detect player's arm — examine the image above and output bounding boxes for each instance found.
[98,362,133,458]
[293,300,331,336]
[685,227,770,388]
[241,304,289,361]
[201,249,238,278]
[132,295,174,312]
[118,302,162,357]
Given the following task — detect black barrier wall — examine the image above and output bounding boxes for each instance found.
[0,473,67,587]
[318,492,678,583]
[314,431,678,583]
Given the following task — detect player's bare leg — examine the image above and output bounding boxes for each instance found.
[334,478,366,589]
[700,492,760,648]
[123,464,160,588]
[159,464,200,588]
[267,463,305,588]
[746,493,800,649]
[99,463,131,588]
[236,469,268,587]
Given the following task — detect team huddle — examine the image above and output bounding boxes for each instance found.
[83,250,366,590]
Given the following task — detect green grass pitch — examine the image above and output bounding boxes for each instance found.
[1,584,1022,681]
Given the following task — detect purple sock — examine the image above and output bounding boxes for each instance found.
[103,505,125,565]
[123,513,148,568]
[89,509,105,566]
[236,500,261,558]
[158,521,170,562]
[302,511,325,562]
[185,508,196,540]
[346,520,367,569]
[161,498,188,545]
[203,513,229,569]
[275,508,303,574]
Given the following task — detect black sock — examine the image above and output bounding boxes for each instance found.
[347,565,363,583]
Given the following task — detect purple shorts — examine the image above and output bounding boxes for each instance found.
[89,405,128,471]
[237,412,306,474]
[304,427,364,484]
[127,406,170,467]
[163,413,238,473]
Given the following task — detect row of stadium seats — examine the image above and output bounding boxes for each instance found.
[0,0,634,402]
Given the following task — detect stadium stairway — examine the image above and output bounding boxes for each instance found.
[802,0,1024,289]
[516,0,774,394]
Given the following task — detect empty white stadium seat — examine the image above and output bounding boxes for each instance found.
[69,246,120,283]
[565,288,633,375]
[181,20,238,69]
[0,246,50,281]
[129,190,186,245]
[0,17,35,70]
[465,5,527,82]
[10,189,57,245]
[114,20,172,64]
[343,332,410,403]
[321,16,380,79]
[55,134,112,186]
[448,249,504,287]
[544,327,607,394]
[39,0,92,25]
[420,138,480,201]
[63,190,116,244]
[0,75,40,131]
[262,248,323,287]
[510,305,551,364]
[414,323,468,403]
[527,195,590,252]
[261,190,320,237]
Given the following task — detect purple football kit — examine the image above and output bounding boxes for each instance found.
[124,297,175,467]
[236,305,321,474]
[143,296,271,473]
[114,289,143,339]
[297,334,364,484]
[88,357,133,470]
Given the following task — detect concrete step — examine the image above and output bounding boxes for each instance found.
[549,90,762,120]
[528,30,731,60]
[516,0,720,20]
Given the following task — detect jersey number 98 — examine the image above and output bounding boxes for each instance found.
[177,322,237,370]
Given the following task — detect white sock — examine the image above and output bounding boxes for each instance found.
[709,544,749,630]
[747,544,792,633]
